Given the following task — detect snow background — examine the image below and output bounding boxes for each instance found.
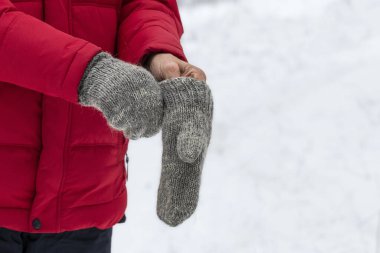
[113,0,380,252]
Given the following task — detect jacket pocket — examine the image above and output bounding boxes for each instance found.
[61,145,125,208]
[0,145,40,209]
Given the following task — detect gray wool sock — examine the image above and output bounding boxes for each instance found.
[78,52,163,140]
[157,77,213,226]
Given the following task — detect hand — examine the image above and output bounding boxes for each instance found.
[146,53,207,81]
[156,77,213,226]
[78,52,163,140]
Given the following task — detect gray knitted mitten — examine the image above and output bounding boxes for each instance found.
[77,52,163,139]
[157,77,213,226]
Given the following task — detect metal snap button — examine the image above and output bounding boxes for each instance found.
[32,218,41,230]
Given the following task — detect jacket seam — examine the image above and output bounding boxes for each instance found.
[56,104,72,232]
[70,143,119,148]
[59,43,88,90]
[113,0,123,57]
[66,189,126,210]
[0,15,19,53]
[42,0,45,21]
[9,0,40,2]
[0,206,31,209]
[57,1,74,231]
[0,143,40,149]
[59,0,88,90]
[72,3,118,9]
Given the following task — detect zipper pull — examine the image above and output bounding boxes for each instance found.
[125,153,129,181]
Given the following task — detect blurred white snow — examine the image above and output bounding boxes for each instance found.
[113,0,380,252]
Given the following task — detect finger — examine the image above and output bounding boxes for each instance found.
[162,62,181,80]
[190,66,207,81]
[180,64,207,81]
[189,70,207,81]
[177,118,208,164]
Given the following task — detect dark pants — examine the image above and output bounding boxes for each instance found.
[0,227,112,253]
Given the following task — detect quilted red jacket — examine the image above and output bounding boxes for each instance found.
[0,0,187,233]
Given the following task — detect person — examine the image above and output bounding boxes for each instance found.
[0,0,214,252]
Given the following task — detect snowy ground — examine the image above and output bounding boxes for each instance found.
[112,0,380,252]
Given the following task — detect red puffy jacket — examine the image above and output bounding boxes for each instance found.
[0,0,186,233]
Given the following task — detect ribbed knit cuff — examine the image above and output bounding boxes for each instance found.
[160,77,213,117]
[78,51,112,106]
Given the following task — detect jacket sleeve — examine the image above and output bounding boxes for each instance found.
[0,0,102,104]
[117,0,187,65]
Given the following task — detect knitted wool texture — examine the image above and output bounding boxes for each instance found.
[157,77,213,226]
[78,52,213,226]
[77,51,163,140]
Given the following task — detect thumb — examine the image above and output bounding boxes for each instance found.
[177,118,209,163]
